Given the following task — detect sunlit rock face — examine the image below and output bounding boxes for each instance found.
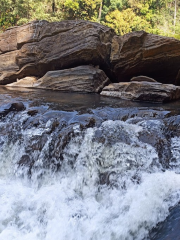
[0,20,115,84]
[1,20,180,96]
[7,76,37,88]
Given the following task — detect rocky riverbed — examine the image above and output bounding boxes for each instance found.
[1,19,180,239]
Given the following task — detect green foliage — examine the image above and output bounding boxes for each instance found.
[0,0,180,40]
[101,0,124,20]
[104,8,152,35]
[63,0,102,21]
[0,0,64,32]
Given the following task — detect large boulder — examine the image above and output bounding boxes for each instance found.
[0,20,115,84]
[101,81,180,102]
[110,31,180,85]
[7,66,110,93]
[2,20,180,88]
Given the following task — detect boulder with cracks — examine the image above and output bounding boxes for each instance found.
[101,81,180,102]
[110,31,180,84]
[1,20,180,100]
[0,20,115,84]
[7,65,110,93]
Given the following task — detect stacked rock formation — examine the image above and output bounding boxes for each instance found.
[1,20,180,102]
[0,20,114,85]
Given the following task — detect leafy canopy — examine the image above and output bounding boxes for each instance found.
[0,0,180,39]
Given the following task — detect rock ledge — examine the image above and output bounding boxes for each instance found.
[101,82,180,102]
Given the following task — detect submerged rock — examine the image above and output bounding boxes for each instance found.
[101,82,180,102]
[150,204,180,240]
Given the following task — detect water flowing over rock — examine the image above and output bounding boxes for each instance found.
[101,81,180,102]
[0,88,180,239]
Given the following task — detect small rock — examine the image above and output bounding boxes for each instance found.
[9,102,26,111]
[27,109,38,116]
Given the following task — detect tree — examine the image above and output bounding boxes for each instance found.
[98,0,103,22]
[104,8,152,35]
[0,0,180,40]
[62,0,102,21]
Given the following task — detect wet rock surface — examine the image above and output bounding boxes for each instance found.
[101,82,180,102]
[0,102,25,118]
[0,88,179,174]
[150,204,180,240]
[0,88,180,238]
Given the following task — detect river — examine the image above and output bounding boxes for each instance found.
[0,87,180,240]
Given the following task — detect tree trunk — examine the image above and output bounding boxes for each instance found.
[174,0,177,33]
[98,1,103,22]
[27,0,30,20]
[52,0,55,12]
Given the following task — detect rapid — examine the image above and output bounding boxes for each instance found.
[0,88,180,240]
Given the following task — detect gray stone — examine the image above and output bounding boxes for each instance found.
[101,81,180,102]
[34,65,110,93]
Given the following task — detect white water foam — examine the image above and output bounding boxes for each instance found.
[0,120,180,240]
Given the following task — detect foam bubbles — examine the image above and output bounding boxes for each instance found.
[0,120,180,240]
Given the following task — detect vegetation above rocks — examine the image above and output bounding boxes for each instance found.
[0,0,180,39]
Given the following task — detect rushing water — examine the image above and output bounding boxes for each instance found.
[1,87,180,240]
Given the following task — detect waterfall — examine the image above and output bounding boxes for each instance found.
[0,91,180,240]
